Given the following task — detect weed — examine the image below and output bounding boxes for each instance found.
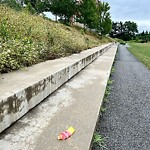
[92,132,107,149]
[104,88,111,97]
[107,79,113,85]
[100,106,107,113]
[103,97,109,103]
[80,29,85,35]
[111,67,116,73]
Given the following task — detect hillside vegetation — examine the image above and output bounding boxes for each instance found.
[0,5,112,73]
[128,43,150,69]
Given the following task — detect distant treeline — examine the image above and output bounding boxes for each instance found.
[110,21,150,43]
[136,31,150,43]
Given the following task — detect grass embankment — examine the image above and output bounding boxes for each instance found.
[128,43,150,69]
[0,5,112,73]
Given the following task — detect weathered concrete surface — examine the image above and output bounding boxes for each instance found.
[0,44,118,150]
[0,43,112,133]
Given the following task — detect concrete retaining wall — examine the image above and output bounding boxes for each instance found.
[0,43,113,133]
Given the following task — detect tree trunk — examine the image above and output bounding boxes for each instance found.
[55,15,57,22]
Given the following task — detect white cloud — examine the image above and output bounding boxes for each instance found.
[103,0,150,32]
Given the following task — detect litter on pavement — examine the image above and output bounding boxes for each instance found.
[58,127,75,140]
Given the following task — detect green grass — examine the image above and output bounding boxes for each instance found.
[104,86,111,98]
[100,79,112,112]
[114,38,126,45]
[100,106,107,113]
[128,43,150,70]
[107,79,113,85]
[92,132,107,149]
[111,66,116,73]
[92,67,115,149]
[0,5,112,73]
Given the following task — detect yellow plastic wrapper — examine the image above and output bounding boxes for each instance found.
[58,127,75,140]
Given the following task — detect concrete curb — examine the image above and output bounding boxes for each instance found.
[0,43,113,133]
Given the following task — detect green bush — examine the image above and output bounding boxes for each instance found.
[0,5,112,73]
[0,0,22,11]
[114,38,126,45]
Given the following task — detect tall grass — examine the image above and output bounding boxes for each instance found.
[0,5,112,73]
[128,43,150,69]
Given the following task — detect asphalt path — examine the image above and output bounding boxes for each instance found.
[92,44,150,150]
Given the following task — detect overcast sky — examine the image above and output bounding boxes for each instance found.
[103,0,150,32]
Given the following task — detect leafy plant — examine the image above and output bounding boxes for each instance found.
[111,67,116,73]
[103,97,109,103]
[107,79,113,85]
[100,106,107,113]
[104,87,111,97]
[92,132,107,149]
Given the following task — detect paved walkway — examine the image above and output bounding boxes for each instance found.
[93,44,150,150]
[0,44,117,150]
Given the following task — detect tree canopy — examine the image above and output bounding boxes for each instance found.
[97,1,112,35]
[50,0,77,23]
[23,0,46,13]
[78,0,99,29]
[110,21,138,41]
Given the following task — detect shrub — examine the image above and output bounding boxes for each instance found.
[0,5,112,73]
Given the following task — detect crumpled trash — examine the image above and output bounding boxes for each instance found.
[58,127,75,140]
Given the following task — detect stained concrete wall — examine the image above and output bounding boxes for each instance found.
[0,43,113,133]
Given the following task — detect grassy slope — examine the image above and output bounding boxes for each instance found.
[0,5,112,73]
[128,43,150,69]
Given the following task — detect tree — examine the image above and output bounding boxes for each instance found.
[78,0,99,29]
[110,21,138,41]
[109,21,123,38]
[137,30,150,43]
[23,0,45,13]
[50,0,77,24]
[16,0,24,6]
[24,2,36,14]
[97,1,112,35]
[123,21,138,40]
